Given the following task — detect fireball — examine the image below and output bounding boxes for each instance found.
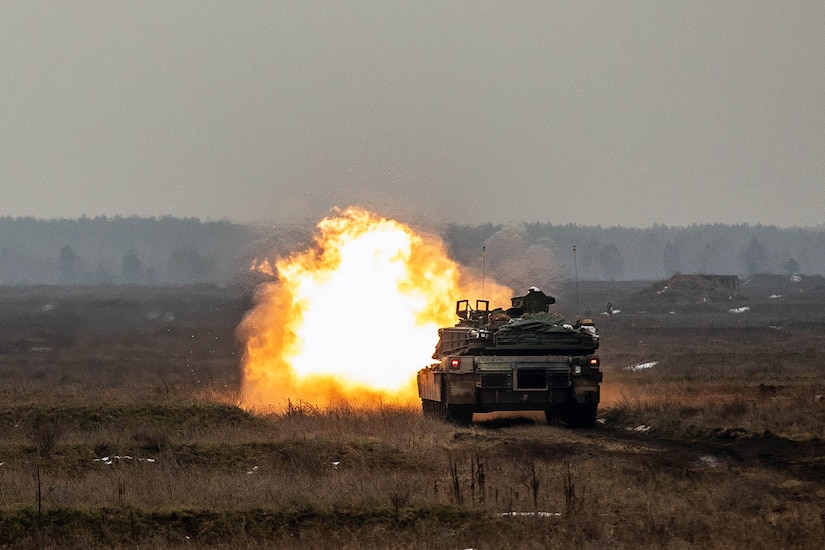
[238,207,511,412]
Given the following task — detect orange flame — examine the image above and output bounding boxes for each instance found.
[238,207,511,412]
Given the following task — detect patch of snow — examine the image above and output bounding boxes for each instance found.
[41,304,55,312]
[699,455,721,468]
[655,285,669,295]
[94,455,156,465]
[791,275,802,283]
[627,425,651,433]
[729,306,750,313]
[768,294,782,299]
[498,511,561,518]
[626,361,657,372]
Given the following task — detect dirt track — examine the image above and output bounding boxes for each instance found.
[474,411,825,485]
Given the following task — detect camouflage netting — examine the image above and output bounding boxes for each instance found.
[494,312,598,352]
[496,312,566,332]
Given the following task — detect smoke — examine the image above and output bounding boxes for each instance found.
[481,224,566,296]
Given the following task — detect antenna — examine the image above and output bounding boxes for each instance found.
[573,245,580,320]
[482,246,486,299]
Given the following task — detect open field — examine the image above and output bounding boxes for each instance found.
[1,279,824,548]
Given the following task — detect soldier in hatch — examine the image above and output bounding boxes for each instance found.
[519,286,555,314]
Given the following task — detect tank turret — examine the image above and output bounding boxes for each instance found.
[432,288,598,360]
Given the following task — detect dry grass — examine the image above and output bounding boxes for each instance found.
[599,320,825,440]
[1,284,824,548]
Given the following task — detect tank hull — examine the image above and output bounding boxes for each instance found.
[417,355,602,426]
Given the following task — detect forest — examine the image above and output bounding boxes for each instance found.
[1,216,823,286]
[445,222,825,291]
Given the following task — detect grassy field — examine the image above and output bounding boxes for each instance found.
[0,281,824,548]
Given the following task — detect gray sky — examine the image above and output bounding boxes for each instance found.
[2,1,824,228]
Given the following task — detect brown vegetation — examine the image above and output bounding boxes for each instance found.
[1,283,824,548]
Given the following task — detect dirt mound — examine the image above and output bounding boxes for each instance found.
[634,274,744,310]
[742,273,825,294]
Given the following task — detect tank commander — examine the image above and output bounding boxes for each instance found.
[516,286,556,314]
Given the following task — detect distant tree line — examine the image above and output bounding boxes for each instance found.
[0,216,260,285]
[1,217,823,285]
[444,222,825,284]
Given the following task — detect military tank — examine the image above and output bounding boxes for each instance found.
[417,288,602,426]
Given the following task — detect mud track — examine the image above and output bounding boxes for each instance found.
[475,415,825,491]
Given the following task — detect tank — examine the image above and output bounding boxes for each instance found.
[417,288,602,426]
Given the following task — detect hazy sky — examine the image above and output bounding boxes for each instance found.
[2,2,824,228]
